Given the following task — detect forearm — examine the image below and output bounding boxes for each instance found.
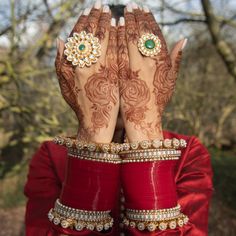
[48,137,121,235]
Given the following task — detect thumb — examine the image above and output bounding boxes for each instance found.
[56,37,65,59]
[55,38,65,71]
[170,38,188,76]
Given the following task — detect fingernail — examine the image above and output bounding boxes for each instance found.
[119,17,125,26]
[94,0,102,9]
[126,3,133,12]
[143,5,150,12]
[181,38,188,50]
[111,18,116,27]
[103,5,110,12]
[83,8,91,15]
[132,2,138,9]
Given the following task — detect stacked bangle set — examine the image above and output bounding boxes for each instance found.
[49,135,189,232]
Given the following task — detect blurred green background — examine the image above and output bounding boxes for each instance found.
[0,0,236,235]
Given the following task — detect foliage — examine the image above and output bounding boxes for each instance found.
[210,147,236,209]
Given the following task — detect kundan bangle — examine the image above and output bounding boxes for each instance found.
[120,149,181,163]
[53,136,187,154]
[122,204,188,232]
[125,138,187,150]
[68,148,121,164]
[48,199,113,231]
[53,136,124,154]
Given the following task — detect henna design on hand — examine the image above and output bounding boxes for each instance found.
[153,49,182,115]
[120,69,150,124]
[95,13,111,40]
[55,54,92,140]
[70,15,88,36]
[133,9,151,33]
[125,12,139,43]
[85,65,118,130]
[85,8,100,33]
[118,25,157,138]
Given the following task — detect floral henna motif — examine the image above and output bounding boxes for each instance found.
[85,65,118,130]
[55,54,92,141]
[153,50,182,115]
[120,69,150,124]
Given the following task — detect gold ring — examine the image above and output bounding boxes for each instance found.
[138,33,161,57]
[64,31,101,68]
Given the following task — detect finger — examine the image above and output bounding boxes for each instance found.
[70,8,91,36]
[84,0,102,34]
[95,5,111,41]
[145,9,168,53]
[95,5,111,64]
[124,3,141,68]
[124,3,139,44]
[117,17,129,79]
[133,3,151,35]
[106,19,118,65]
[170,38,187,80]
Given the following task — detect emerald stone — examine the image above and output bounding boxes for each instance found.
[78,44,85,51]
[145,39,155,49]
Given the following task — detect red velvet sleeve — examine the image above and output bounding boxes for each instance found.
[24,142,114,236]
[24,141,63,236]
[123,135,214,236]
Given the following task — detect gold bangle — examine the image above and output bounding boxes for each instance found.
[120,149,181,163]
[68,148,122,164]
[125,138,187,150]
[53,136,125,154]
[123,204,188,231]
[123,213,189,231]
[48,199,113,231]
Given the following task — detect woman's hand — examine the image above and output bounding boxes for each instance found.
[118,3,187,142]
[56,2,119,143]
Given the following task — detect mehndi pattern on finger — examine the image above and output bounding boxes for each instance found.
[64,31,101,67]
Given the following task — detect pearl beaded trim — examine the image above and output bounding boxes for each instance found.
[120,149,181,163]
[54,199,111,221]
[126,205,181,221]
[48,199,113,231]
[53,136,187,154]
[68,148,122,164]
[123,204,188,232]
[123,213,189,231]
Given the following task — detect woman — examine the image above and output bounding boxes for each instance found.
[24,1,213,235]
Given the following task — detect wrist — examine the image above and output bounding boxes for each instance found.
[126,124,163,142]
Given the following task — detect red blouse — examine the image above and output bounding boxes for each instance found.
[24,131,214,236]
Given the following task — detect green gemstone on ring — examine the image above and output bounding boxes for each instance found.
[145,39,155,49]
[78,44,86,51]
